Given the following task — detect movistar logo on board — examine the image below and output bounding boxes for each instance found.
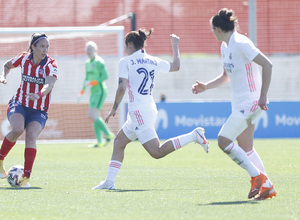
[22,74,45,85]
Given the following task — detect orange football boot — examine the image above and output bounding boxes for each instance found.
[248,172,267,199]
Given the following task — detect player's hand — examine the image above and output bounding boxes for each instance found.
[85,81,91,87]
[105,109,117,123]
[258,94,269,110]
[192,80,207,94]
[170,34,180,45]
[26,93,40,101]
[0,75,7,84]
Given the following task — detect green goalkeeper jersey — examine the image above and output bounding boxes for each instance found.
[83,55,108,94]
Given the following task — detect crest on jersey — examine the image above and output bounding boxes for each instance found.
[38,68,44,76]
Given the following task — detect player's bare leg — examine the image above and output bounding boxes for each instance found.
[0,113,24,178]
[142,127,208,159]
[236,124,254,152]
[93,127,208,189]
[6,113,25,142]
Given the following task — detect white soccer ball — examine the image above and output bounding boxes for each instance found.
[7,165,24,187]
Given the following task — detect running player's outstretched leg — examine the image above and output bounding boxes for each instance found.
[142,127,209,160]
[93,129,130,190]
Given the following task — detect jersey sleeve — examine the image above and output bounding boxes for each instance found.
[46,60,58,78]
[156,58,171,73]
[11,53,26,67]
[117,57,129,79]
[238,38,261,62]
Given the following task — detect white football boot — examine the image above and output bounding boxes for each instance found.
[20,177,30,188]
[192,127,209,153]
[92,180,116,190]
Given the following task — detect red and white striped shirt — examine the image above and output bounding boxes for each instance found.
[10,52,58,112]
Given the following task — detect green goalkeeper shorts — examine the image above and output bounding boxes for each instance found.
[89,92,107,109]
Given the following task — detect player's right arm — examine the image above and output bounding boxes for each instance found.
[192,68,230,94]
[0,60,15,84]
[79,66,89,96]
[105,77,128,123]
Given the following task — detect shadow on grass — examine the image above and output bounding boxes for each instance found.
[198,200,259,206]
[107,188,204,193]
[109,189,151,192]
[0,186,42,190]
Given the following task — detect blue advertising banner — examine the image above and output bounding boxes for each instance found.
[154,102,300,139]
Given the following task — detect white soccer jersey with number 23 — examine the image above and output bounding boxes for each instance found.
[118,49,170,112]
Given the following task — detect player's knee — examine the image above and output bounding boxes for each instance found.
[218,136,231,150]
[113,138,126,150]
[25,130,38,143]
[88,113,97,121]
[11,127,24,137]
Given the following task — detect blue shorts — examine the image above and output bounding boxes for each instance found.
[7,101,48,129]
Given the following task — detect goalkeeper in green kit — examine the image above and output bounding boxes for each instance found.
[79,41,115,148]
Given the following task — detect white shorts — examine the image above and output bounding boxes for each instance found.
[218,102,262,141]
[122,109,158,144]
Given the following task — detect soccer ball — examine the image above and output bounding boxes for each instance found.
[7,165,24,187]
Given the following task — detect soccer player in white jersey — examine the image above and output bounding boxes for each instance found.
[192,9,276,200]
[93,28,208,190]
[0,33,58,188]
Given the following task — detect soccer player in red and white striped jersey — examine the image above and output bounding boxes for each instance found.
[192,9,276,200]
[0,33,58,188]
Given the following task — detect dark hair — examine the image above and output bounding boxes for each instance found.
[125,28,154,50]
[211,8,237,32]
[28,32,48,52]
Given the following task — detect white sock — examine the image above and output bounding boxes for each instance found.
[224,143,260,177]
[105,160,122,183]
[246,147,266,173]
[247,147,272,187]
[171,131,194,150]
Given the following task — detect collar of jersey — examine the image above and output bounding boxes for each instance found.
[227,31,237,47]
[27,53,48,66]
[132,49,145,55]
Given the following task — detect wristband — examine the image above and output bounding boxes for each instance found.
[37,91,44,99]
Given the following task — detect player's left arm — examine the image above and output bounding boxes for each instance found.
[41,75,57,96]
[169,34,180,72]
[27,61,58,101]
[253,52,273,110]
[105,77,128,123]
[26,75,57,101]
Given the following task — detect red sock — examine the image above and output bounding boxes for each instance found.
[24,148,37,178]
[0,137,16,160]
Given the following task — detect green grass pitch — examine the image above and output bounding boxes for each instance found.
[0,139,299,220]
